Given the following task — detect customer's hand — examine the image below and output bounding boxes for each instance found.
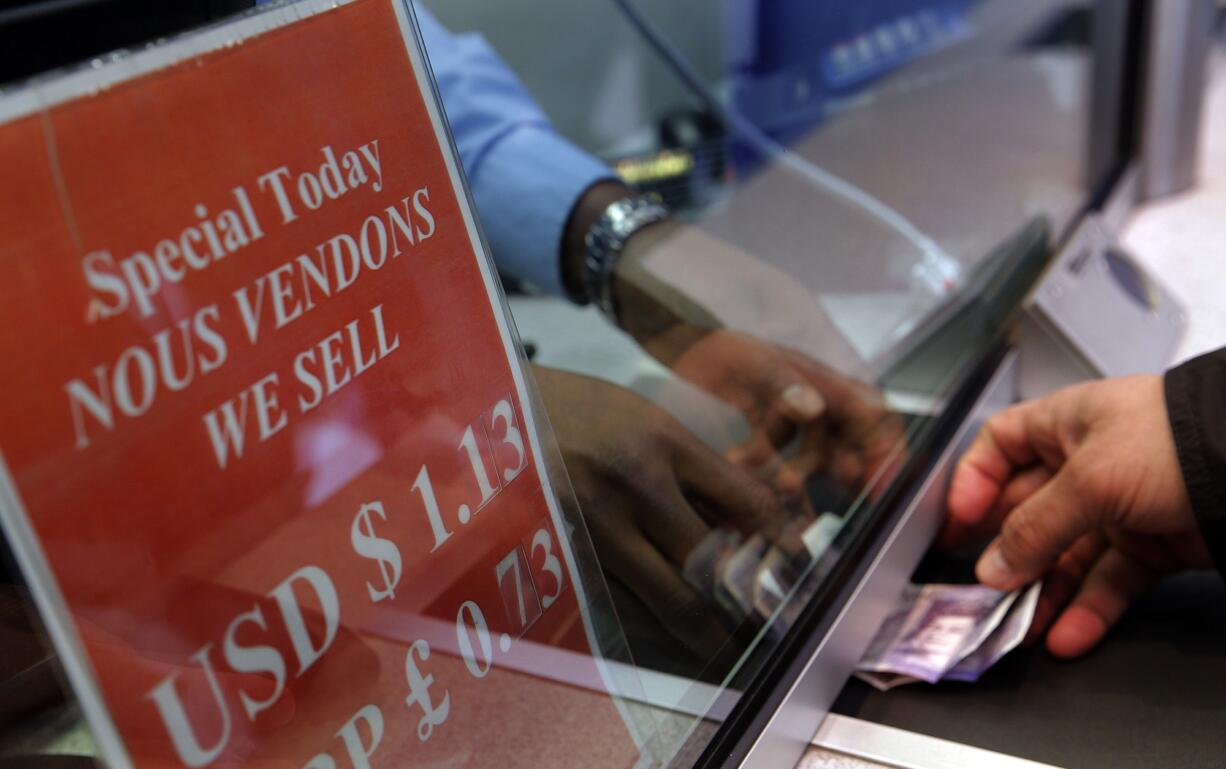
[944,375,1213,658]
[534,365,785,658]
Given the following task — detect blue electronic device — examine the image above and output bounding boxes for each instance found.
[725,0,982,149]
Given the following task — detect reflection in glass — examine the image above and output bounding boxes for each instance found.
[0,0,1106,767]
[421,0,1095,761]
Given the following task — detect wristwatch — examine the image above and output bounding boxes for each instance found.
[582,194,670,320]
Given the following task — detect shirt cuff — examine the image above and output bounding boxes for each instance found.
[1165,352,1226,579]
[468,124,613,298]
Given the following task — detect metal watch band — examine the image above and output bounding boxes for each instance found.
[582,194,670,320]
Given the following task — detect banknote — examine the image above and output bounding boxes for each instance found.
[858,583,1017,683]
[943,581,1041,681]
[683,528,743,603]
[858,583,1020,683]
[751,546,794,619]
[717,534,768,616]
[685,509,841,624]
[801,512,844,559]
[856,581,1042,688]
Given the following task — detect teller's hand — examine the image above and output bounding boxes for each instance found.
[533,365,784,659]
[664,329,903,496]
[943,375,1212,658]
[602,219,902,496]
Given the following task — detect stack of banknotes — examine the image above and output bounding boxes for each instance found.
[681,512,1041,691]
[855,581,1042,690]
[682,512,844,626]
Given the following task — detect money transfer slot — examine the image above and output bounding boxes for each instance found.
[740,352,1019,769]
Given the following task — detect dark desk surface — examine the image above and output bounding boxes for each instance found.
[833,571,1226,769]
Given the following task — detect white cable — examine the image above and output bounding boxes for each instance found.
[608,0,962,293]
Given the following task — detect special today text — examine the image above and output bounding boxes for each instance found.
[63,138,438,469]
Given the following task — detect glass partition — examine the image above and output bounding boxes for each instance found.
[419,0,1103,763]
[0,1,1121,768]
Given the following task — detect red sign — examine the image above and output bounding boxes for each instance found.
[0,2,644,767]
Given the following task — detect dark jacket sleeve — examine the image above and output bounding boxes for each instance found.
[1164,350,1226,578]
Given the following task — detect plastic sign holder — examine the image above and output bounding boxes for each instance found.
[0,2,653,767]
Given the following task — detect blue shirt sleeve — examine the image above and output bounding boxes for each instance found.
[255,1,612,296]
[414,8,612,297]
[256,1,610,296]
